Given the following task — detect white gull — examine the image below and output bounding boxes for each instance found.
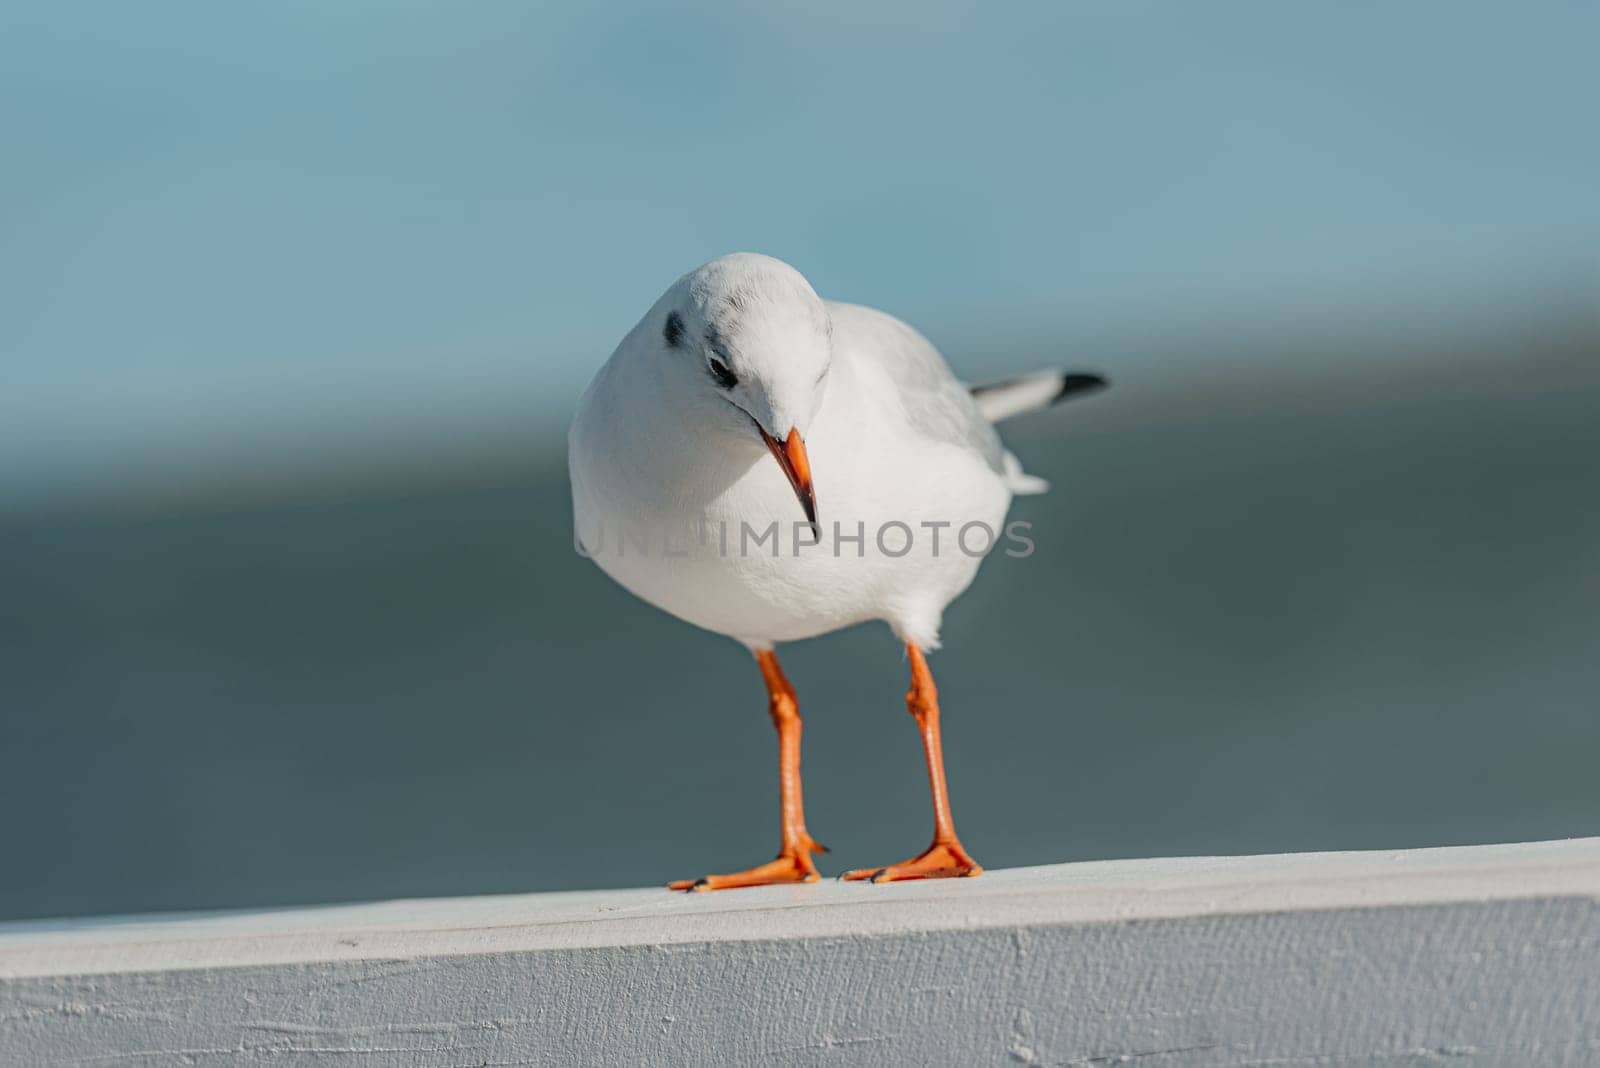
[569,252,1106,889]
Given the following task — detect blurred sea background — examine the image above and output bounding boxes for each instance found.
[2,2,1597,922]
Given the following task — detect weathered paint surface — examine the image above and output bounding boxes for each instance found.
[4,840,1600,1065]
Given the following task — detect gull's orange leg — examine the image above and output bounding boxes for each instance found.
[843,643,983,883]
[669,648,826,891]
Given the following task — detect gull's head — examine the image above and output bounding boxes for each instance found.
[651,252,832,527]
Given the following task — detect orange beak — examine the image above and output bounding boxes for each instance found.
[759,426,818,532]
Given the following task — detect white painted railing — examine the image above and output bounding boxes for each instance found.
[3,839,1599,1065]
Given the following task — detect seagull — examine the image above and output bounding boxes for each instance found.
[568,253,1106,890]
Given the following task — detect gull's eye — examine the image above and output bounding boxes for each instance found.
[706,356,739,389]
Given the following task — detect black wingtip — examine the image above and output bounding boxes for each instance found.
[1053,372,1109,404]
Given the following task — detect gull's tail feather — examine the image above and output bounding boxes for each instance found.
[1001,451,1049,496]
[969,370,1108,424]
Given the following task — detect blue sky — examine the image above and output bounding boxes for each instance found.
[2,2,1596,498]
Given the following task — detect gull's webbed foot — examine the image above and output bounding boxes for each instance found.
[840,839,982,884]
[668,838,826,892]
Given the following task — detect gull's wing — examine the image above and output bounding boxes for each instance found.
[826,300,1006,475]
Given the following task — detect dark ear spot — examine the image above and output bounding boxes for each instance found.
[663,311,685,348]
